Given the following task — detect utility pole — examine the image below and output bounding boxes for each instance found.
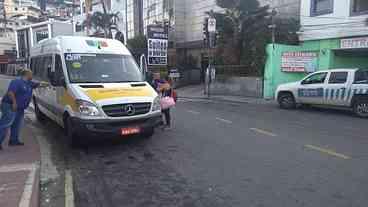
[269,9,277,45]
[125,0,127,44]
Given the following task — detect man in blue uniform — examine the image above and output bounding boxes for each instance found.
[0,69,42,150]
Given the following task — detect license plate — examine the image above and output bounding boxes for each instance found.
[121,127,140,136]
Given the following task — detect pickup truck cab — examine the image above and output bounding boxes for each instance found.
[276,69,368,118]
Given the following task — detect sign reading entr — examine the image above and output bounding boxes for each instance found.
[341,37,368,49]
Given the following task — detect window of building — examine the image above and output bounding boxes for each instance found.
[310,0,334,16]
[352,0,368,15]
[328,72,348,84]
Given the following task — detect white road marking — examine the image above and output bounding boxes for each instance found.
[215,117,233,124]
[187,110,200,115]
[250,128,277,137]
[305,144,351,160]
[0,163,39,207]
[18,164,38,207]
[65,170,75,207]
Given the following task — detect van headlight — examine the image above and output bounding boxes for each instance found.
[152,96,161,111]
[76,99,101,117]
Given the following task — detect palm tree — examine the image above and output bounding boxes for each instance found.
[84,0,119,38]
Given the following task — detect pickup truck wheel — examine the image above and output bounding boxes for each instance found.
[33,99,45,122]
[278,93,296,109]
[353,98,368,118]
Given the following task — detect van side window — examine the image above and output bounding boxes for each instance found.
[30,58,34,73]
[43,56,52,81]
[34,57,41,77]
[55,54,64,82]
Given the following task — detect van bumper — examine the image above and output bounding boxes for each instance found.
[70,114,162,138]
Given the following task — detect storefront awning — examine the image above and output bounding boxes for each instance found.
[333,48,368,57]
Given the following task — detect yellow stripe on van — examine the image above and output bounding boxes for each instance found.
[60,90,77,111]
[84,87,153,102]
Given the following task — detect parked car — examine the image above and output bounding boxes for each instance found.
[275,69,368,118]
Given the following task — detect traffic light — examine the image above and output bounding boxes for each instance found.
[203,17,209,47]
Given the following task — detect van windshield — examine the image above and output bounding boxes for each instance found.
[64,53,143,83]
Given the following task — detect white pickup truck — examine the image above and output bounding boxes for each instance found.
[275,69,368,118]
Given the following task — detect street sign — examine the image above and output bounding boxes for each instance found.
[208,18,216,33]
[169,68,180,78]
[147,25,168,66]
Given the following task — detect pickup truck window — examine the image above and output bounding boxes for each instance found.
[354,70,368,84]
[302,72,327,85]
[328,72,348,84]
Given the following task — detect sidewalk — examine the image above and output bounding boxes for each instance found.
[0,110,40,207]
[177,84,276,105]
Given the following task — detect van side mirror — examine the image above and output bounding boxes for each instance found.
[59,76,67,88]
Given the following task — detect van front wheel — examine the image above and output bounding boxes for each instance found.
[143,128,154,138]
[65,117,81,147]
[33,99,45,122]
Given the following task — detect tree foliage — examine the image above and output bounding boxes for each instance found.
[215,0,299,75]
[127,35,147,50]
[83,11,119,38]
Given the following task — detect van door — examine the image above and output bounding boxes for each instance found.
[49,54,66,125]
[325,71,350,106]
[39,56,54,118]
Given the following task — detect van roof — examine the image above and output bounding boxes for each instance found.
[30,36,131,56]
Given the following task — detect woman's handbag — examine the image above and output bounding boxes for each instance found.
[160,96,176,110]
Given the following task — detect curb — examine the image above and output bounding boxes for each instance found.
[179,96,275,105]
[31,166,40,207]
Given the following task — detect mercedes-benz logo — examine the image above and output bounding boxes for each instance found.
[124,104,135,116]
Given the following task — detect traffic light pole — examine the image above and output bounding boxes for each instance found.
[207,14,216,98]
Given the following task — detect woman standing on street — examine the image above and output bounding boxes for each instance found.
[160,76,175,130]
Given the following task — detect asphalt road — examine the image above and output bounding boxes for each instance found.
[36,99,368,207]
[2,75,368,207]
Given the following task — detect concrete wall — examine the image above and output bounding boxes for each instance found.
[176,69,201,87]
[210,76,263,98]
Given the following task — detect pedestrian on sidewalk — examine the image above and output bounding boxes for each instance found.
[159,76,176,130]
[151,72,164,92]
[0,69,44,150]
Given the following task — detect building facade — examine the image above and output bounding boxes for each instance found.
[126,0,143,39]
[263,0,368,99]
